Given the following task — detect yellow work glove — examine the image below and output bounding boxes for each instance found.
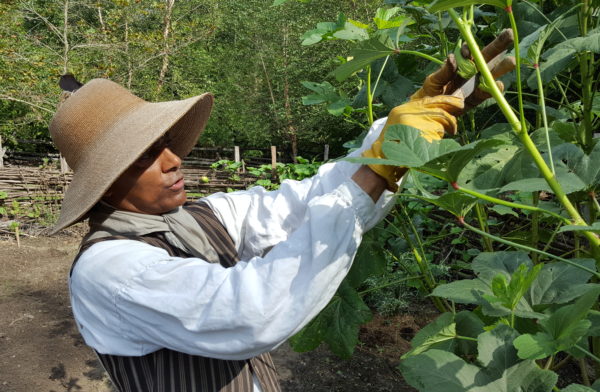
[362,95,464,192]
[411,29,516,113]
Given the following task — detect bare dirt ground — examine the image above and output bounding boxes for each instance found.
[0,234,426,392]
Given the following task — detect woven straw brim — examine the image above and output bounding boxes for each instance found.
[51,93,213,234]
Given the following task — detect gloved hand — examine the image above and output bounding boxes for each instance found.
[362,95,464,191]
[411,29,516,113]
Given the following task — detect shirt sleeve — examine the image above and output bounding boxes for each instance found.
[70,180,377,360]
[204,117,395,260]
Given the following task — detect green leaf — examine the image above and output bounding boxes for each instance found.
[431,278,491,305]
[458,144,520,192]
[526,259,597,305]
[559,223,600,233]
[472,251,532,282]
[429,0,507,13]
[332,21,369,42]
[530,32,600,88]
[332,36,395,81]
[289,281,372,358]
[490,205,519,217]
[513,332,557,360]
[540,286,600,343]
[408,192,476,217]
[401,349,481,392]
[517,286,600,360]
[477,325,520,377]
[552,142,600,188]
[500,168,587,194]
[402,312,456,358]
[345,227,387,288]
[379,124,461,169]
[423,138,505,183]
[400,326,557,392]
[561,385,597,392]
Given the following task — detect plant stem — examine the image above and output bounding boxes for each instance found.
[455,185,569,223]
[456,335,478,342]
[447,9,521,131]
[575,343,600,365]
[474,203,493,251]
[579,0,594,149]
[506,8,528,134]
[544,355,554,370]
[579,357,591,386]
[460,220,600,277]
[372,55,390,108]
[531,192,540,263]
[395,50,444,65]
[534,66,555,173]
[366,65,374,126]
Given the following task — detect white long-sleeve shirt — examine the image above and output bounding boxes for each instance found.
[69,118,394,361]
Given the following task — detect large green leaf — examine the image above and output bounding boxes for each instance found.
[477,325,520,378]
[422,138,505,183]
[332,36,395,81]
[431,278,491,305]
[514,286,600,360]
[402,312,456,358]
[408,192,477,217]
[400,326,558,392]
[552,142,600,188]
[380,124,462,168]
[529,32,600,88]
[289,281,372,358]
[458,144,520,192]
[500,167,587,194]
[526,259,597,305]
[472,251,532,282]
[561,385,596,392]
[429,0,507,13]
[332,20,370,41]
[344,226,387,288]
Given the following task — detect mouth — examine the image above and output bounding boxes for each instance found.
[169,176,185,191]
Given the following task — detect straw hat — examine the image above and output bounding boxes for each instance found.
[49,78,214,234]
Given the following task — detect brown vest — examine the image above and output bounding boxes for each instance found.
[72,202,281,392]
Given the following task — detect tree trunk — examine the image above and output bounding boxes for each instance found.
[282,26,297,163]
[156,0,176,95]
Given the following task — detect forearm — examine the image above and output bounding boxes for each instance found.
[351,165,387,202]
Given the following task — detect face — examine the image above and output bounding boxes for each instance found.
[103,134,187,215]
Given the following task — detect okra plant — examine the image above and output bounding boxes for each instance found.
[278,0,600,389]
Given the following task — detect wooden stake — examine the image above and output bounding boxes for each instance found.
[0,135,4,169]
[271,146,277,180]
[59,153,70,173]
[323,144,329,162]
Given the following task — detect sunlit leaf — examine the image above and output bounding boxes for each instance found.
[332,36,395,81]
[429,0,507,13]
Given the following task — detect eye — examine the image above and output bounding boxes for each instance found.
[135,134,170,165]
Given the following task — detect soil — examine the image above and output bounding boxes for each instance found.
[0,234,429,392]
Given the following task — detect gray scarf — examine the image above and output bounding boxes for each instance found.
[85,202,220,263]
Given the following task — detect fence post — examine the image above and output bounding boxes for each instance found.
[323,144,329,162]
[271,146,277,179]
[234,145,244,173]
[0,135,4,169]
[60,153,70,173]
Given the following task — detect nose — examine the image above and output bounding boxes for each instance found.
[159,147,182,173]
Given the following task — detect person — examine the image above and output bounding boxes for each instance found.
[49,31,514,392]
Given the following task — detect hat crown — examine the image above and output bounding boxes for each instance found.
[50,79,144,170]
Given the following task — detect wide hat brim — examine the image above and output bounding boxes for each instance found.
[50,84,214,234]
